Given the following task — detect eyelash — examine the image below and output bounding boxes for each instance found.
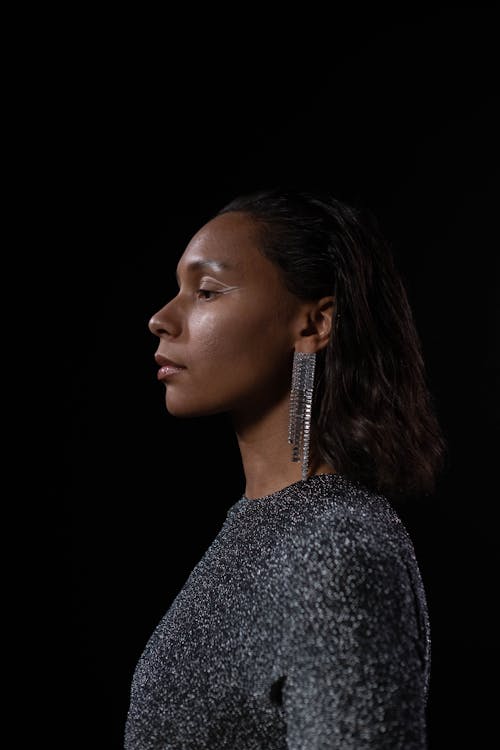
[196,289,220,301]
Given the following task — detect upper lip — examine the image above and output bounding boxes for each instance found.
[154,353,186,368]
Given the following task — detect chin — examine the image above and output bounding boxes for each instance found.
[165,394,221,419]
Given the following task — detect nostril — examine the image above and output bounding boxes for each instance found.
[148,315,166,336]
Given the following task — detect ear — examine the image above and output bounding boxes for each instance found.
[294,296,336,354]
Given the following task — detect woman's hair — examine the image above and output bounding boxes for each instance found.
[217,187,448,501]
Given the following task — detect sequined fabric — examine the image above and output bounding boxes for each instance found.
[124,473,430,749]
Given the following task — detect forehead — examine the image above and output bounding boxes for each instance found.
[178,212,269,276]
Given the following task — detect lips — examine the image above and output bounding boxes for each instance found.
[155,352,186,381]
[155,353,185,369]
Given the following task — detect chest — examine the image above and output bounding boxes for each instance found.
[128,533,291,748]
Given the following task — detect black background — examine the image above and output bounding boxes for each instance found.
[56,8,499,749]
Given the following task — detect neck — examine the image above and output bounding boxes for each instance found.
[232,393,335,500]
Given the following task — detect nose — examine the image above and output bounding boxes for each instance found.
[148,298,180,338]
[148,312,166,337]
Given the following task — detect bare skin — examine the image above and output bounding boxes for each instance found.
[149,211,336,499]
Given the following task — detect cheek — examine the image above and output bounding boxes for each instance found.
[194,307,292,403]
[189,310,236,360]
[191,306,280,368]
[164,309,249,416]
[164,301,294,417]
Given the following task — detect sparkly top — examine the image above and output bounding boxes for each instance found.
[124,473,430,749]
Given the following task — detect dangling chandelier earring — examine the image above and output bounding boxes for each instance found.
[288,351,317,481]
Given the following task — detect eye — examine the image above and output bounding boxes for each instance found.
[196,289,220,301]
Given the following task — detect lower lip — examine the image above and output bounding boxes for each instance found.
[157,365,185,381]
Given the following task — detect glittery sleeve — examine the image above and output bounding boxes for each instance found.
[282,515,429,749]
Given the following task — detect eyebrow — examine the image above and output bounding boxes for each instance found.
[176,259,232,283]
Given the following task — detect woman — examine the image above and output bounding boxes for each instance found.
[124,187,446,749]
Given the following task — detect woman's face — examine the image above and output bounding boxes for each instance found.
[149,211,303,419]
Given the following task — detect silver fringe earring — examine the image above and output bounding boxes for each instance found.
[288,352,316,481]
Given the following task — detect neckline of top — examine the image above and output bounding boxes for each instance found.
[241,472,344,504]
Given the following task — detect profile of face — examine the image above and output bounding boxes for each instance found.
[148,212,311,422]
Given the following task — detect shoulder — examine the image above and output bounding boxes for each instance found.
[285,474,405,538]
[280,474,417,576]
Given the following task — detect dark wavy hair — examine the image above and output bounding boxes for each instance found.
[217,187,447,501]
